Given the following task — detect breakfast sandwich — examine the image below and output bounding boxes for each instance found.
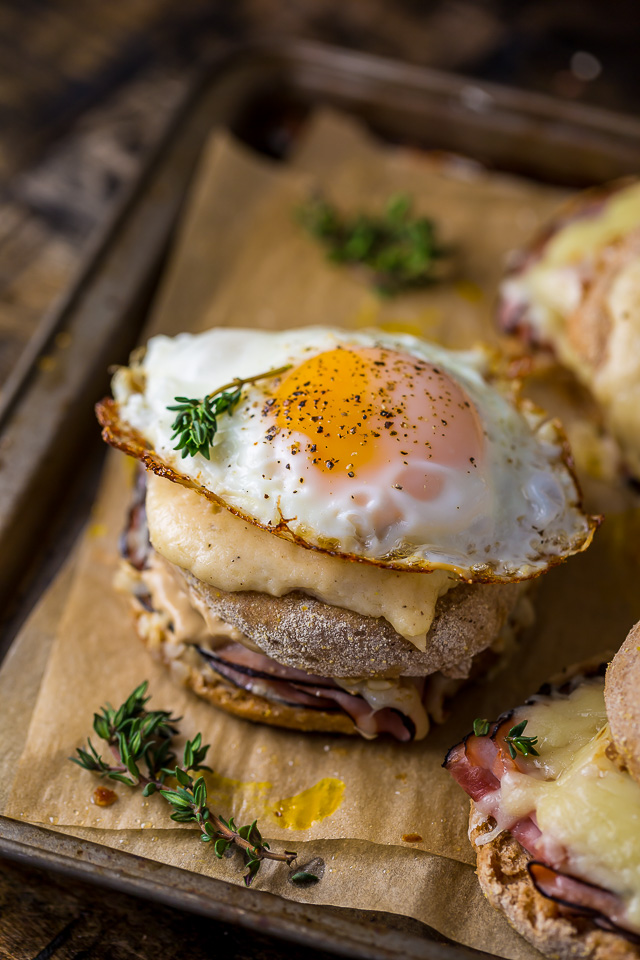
[97,327,598,741]
[444,625,640,958]
[498,178,640,476]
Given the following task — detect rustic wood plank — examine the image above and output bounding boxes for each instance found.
[0,855,337,960]
[0,67,186,387]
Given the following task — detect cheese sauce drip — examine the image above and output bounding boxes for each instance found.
[145,474,454,649]
[496,679,640,932]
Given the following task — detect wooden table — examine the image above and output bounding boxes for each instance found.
[0,1,634,956]
[0,857,336,959]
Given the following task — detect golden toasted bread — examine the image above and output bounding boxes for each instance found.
[606,622,640,787]
[470,805,640,960]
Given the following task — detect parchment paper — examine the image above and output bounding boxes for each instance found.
[4,110,640,960]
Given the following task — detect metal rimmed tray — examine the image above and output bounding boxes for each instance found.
[2,39,640,960]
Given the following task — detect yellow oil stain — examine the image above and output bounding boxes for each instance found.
[200,771,271,812]
[351,295,381,329]
[88,523,108,539]
[402,832,423,843]
[454,280,484,303]
[272,778,345,830]
[377,318,425,338]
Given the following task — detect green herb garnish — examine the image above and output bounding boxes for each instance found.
[167,364,291,459]
[473,718,491,737]
[503,719,539,760]
[71,681,297,887]
[298,193,448,296]
[290,871,321,886]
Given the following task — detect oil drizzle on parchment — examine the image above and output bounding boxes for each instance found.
[201,772,272,813]
[271,777,345,830]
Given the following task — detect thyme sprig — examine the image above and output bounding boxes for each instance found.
[298,193,448,296]
[71,682,297,886]
[504,720,539,760]
[167,364,292,460]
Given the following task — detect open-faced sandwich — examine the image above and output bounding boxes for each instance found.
[498,178,640,477]
[96,327,598,741]
[444,624,640,958]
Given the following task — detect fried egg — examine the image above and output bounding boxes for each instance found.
[105,327,597,580]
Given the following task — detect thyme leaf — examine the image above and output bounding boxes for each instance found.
[290,871,321,886]
[473,718,491,737]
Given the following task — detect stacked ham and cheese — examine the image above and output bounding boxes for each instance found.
[445,641,640,957]
[118,468,530,742]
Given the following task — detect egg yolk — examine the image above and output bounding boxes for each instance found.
[264,346,484,499]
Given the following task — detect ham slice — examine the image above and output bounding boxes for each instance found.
[444,713,527,803]
[444,740,500,801]
[198,643,415,741]
[120,469,149,571]
[529,863,640,945]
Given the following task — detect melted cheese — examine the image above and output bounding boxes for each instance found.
[140,554,211,643]
[517,679,608,779]
[145,474,455,650]
[503,182,640,371]
[336,677,430,739]
[117,552,252,649]
[502,183,640,474]
[545,183,640,267]
[498,680,640,931]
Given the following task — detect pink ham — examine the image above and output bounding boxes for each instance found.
[529,862,640,944]
[198,642,415,741]
[511,817,542,853]
[121,469,150,571]
[444,740,500,801]
[444,714,527,802]
[201,641,340,688]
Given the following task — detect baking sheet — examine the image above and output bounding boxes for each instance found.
[3,109,640,960]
